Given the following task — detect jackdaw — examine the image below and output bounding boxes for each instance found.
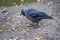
[21,8,54,28]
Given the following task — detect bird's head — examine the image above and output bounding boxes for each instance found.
[21,9,25,16]
[21,8,28,16]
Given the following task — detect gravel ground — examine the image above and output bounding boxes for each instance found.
[0,2,60,40]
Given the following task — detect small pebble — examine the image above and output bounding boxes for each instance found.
[13,39,16,40]
[4,38,6,40]
[37,0,40,2]
[44,23,47,26]
[47,22,50,24]
[48,1,53,5]
[8,17,11,19]
[21,0,24,2]
[9,39,12,40]
[20,39,24,40]
[17,16,20,18]
[21,29,26,33]
[35,37,40,40]
[15,5,18,7]
[17,21,20,23]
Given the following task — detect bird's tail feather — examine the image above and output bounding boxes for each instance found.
[45,16,54,19]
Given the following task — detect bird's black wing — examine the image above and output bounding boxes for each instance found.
[29,11,48,19]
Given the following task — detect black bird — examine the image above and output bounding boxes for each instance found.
[21,8,54,28]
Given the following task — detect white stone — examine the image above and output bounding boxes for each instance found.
[5,13,8,16]
[15,5,18,7]
[37,0,40,2]
[8,17,11,19]
[13,39,16,40]
[48,1,54,5]
[21,0,24,2]
[20,15,23,18]
[47,22,50,24]
[44,23,47,26]
[15,36,19,39]
[4,38,6,40]
[20,39,24,40]
[17,21,20,23]
[9,39,12,40]
[17,16,20,17]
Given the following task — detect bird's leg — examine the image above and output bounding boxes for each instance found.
[37,21,40,28]
[32,22,39,29]
[35,21,40,28]
[37,21,39,26]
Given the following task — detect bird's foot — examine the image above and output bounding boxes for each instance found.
[32,26,40,29]
[32,23,40,29]
[26,23,40,29]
